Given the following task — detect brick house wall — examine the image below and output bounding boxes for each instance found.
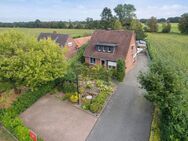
[125,33,137,72]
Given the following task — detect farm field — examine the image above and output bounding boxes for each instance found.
[0,28,94,38]
[148,33,188,74]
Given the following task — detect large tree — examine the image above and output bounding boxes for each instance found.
[113,20,123,30]
[146,16,158,32]
[114,4,136,28]
[130,19,147,40]
[101,7,114,29]
[179,13,188,34]
[0,31,67,91]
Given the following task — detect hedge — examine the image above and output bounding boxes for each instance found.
[0,84,53,141]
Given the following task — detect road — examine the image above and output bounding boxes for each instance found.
[86,53,153,141]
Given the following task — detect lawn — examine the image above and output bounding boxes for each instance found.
[0,27,94,38]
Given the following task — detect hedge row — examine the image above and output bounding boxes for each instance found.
[0,84,53,141]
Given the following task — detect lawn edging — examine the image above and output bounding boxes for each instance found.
[0,84,53,141]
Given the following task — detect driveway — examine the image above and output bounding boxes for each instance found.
[87,53,153,141]
[20,95,97,141]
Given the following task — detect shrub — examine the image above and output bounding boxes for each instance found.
[162,23,171,33]
[116,59,125,82]
[139,60,188,141]
[90,103,103,113]
[69,93,79,103]
[81,98,91,110]
[62,82,77,93]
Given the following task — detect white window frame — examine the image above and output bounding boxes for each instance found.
[68,42,73,47]
[90,57,96,64]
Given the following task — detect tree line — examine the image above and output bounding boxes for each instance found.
[0,16,181,29]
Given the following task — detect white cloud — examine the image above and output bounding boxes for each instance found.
[137,4,188,19]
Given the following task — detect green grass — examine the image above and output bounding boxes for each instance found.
[158,23,179,33]
[148,33,188,74]
[0,127,16,141]
[0,27,94,38]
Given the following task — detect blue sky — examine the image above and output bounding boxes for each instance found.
[0,0,188,22]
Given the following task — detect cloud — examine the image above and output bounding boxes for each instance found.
[137,4,188,18]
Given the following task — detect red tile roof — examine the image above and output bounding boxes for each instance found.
[74,36,91,48]
[84,30,135,61]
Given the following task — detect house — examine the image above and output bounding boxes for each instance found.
[84,30,137,71]
[74,36,91,49]
[38,31,77,58]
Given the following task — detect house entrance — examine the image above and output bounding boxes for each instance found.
[101,60,106,66]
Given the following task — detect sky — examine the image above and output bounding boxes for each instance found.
[0,0,188,22]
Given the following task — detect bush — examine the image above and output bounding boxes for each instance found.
[89,84,112,113]
[179,13,188,34]
[162,23,171,33]
[139,60,188,141]
[69,93,79,103]
[61,82,77,93]
[116,59,125,82]
[0,84,52,141]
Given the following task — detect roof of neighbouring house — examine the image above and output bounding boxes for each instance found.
[74,36,91,49]
[84,30,135,61]
[38,32,69,47]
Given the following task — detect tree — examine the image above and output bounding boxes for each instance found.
[114,4,136,28]
[179,13,188,34]
[0,31,67,90]
[162,22,171,33]
[167,17,180,23]
[130,19,147,40]
[113,20,123,30]
[101,7,114,29]
[147,16,158,32]
[116,59,125,82]
[139,60,188,141]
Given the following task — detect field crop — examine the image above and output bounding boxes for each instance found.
[148,33,188,74]
[0,28,94,38]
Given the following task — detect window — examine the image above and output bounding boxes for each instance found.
[68,42,73,47]
[98,46,102,51]
[90,58,96,64]
[108,47,113,53]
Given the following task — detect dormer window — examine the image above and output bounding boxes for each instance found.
[96,43,117,53]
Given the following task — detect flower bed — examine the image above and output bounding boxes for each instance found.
[60,79,114,115]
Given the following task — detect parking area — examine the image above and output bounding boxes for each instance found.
[20,95,97,141]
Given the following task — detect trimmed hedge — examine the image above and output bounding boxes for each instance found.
[0,84,53,141]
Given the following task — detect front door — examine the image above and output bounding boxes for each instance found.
[101,60,106,67]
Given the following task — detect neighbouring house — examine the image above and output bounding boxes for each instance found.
[38,31,77,58]
[84,30,137,71]
[74,36,91,49]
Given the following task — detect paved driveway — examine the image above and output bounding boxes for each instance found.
[20,95,97,141]
[87,53,153,141]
